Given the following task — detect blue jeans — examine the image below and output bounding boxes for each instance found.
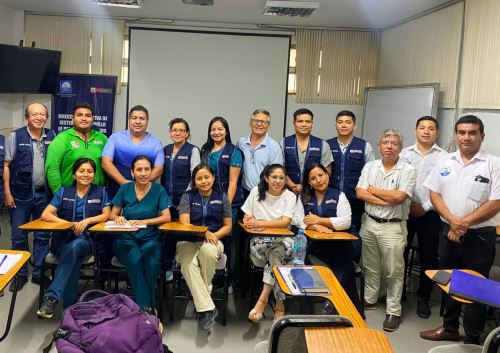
[9,190,50,278]
[45,236,92,307]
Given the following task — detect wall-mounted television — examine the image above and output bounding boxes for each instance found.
[0,44,61,94]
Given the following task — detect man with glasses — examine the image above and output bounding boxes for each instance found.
[281,108,333,195]
[102,105,164,198]
[46,102,107,194]
[237,109,282,198]
[356,129,416,332]
[3,103,56,291]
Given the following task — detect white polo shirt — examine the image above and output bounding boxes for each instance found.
[356,158,416,220]
[400,143,448,211]
[423,150,500,228]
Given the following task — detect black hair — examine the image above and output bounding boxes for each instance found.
[72,102,93,116]
[169,118,191,140]
[301,162,330,204]
[129,105,149,119]
[201,116,232,153]
[293,108,314,121]
[24,102,49,119]
[72,158,96,185]
[416,115,439,130]
[190,163,216,193]
[257,164,286,202]
[131,155,153,170]
[455,115,484,134]
[336,110,356,123]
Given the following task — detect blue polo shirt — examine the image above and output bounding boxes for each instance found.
[102,130,164,181]
[237,133,283,191]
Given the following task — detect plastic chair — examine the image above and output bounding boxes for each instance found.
[428,326,500,353]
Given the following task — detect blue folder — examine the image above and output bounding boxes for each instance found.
[290,268,329,294]
[449,270,500,308]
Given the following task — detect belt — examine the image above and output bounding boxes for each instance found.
[367,214,402,224]
[34,186,45,193]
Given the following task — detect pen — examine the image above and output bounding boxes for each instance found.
[287,274,298,290]
[0,254,7,268]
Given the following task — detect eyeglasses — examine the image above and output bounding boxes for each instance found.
[35,140,44,158]
[380,140,400,147]
[171,129,187,134]
[251,119,270,126]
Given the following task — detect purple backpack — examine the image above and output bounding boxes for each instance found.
[43,290,166,353]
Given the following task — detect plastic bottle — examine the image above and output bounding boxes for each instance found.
[292,229,307,265]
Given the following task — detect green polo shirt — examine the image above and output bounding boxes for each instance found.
[45,128,108,194]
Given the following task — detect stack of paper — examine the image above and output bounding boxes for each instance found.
[104,221,146,229]
[0,253,23,275]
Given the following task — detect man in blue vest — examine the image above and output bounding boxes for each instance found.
[3,103,56,292]
[327,110,374,260]
[281,108,333,194]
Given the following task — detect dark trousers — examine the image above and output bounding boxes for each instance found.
[438,222,497,343]
[348,198,364,263]
[404,211,440,301]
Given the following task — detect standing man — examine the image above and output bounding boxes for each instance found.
[356,129,416,332]
[400,116,447,318]
[45,102,107,194]
[281,108,333,194]
[237,109,282,197]
[327,110,374,260]
[102,105,164,198]
[420,115,500,344]
[3,103,56,291]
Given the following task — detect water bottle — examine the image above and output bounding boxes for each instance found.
[292,229,307,265]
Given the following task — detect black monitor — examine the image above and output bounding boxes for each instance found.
[0,44,61,94]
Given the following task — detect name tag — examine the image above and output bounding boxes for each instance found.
[87,199,101,204]
[221,154,230,159]
[210,200,222,205]
[310,147,320,152]
[325,199,337,204]
[178,156,188,160]
[94,140,103,145]
[350,149,363,153]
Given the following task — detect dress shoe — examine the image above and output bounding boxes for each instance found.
[383,314,401,332]
[420,325,461,341]
[31,274,52,286]
[9,276,28,292]
[364,300,378,310]
[416,298,431,319]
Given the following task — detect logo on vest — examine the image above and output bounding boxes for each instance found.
[221,155,230,159]
[325,199,337,204]
[87,199,101,204]
[0,146,3,150]
[94,140,103,145]
[310,147,320,152]
[19,143,31,147]
[210,200,222,205]
[192,202,202,206]
[178,156,188,160]
[350,149,362,154]
[71,141,80,149]
[62,197,76,202]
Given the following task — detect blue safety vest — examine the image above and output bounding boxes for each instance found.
[301,187,340,218]
[283,134,323,184]
[162,142,197,208]
[201,143,244,206]
[50,184,105,254]
[9,126,55,201]
[187,190,225,233]
[0,135,5,203]
[327,136,366,200]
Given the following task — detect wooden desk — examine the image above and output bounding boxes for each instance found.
[305,326,394,353]
[18,218,74,231]
[159,221,207,234]
[238,220,294,236]
[274,265,367,328]
[0,250,30,342]
[89,222,139,232]
[304,229,358,241]
[425,269,483,304]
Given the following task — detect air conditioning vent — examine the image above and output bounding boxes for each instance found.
[92,0,142,8]
[264,0,320,17]
[182,0,214,5]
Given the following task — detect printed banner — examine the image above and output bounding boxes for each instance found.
[52,74,117,136]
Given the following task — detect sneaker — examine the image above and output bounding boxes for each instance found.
[363,300,378,310]
[165,271,173,282]
[9,276,28,293]
[37,296,58,319]
[199,308,219,331]
[416,298,431,319]
[383,314,401,332]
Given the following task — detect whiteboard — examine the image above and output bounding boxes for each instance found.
[361,84,439,156]
[128,28,290,146]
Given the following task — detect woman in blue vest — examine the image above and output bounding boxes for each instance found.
[110,155,172,313]
[297,162,362,315]
[176,163,232,331]
[37,158,111,319]
[200,117,243,257]
[242,164,297,323]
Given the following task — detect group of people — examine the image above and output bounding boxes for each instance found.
[1,101,498,342]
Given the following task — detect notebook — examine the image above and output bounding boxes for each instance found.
[290,268,329,294]
[449,270,500,308]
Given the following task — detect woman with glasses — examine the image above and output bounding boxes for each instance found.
[201,117,243,258]
[241,164,296,323]
[296,162,362,315]
[37,158,111,318]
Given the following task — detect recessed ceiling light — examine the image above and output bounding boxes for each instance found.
[92,0,142,8]
[264,0,320,18]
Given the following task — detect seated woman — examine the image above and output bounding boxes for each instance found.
[37,158,111,319]
[109,155,171,313]
[296,162,362,315]
[176,163,232,331]
[242,164,296,323]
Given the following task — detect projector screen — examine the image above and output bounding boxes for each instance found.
[128,28,291,146]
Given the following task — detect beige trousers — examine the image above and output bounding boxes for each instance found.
[360,213,407,316]
[175,240,224,312]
